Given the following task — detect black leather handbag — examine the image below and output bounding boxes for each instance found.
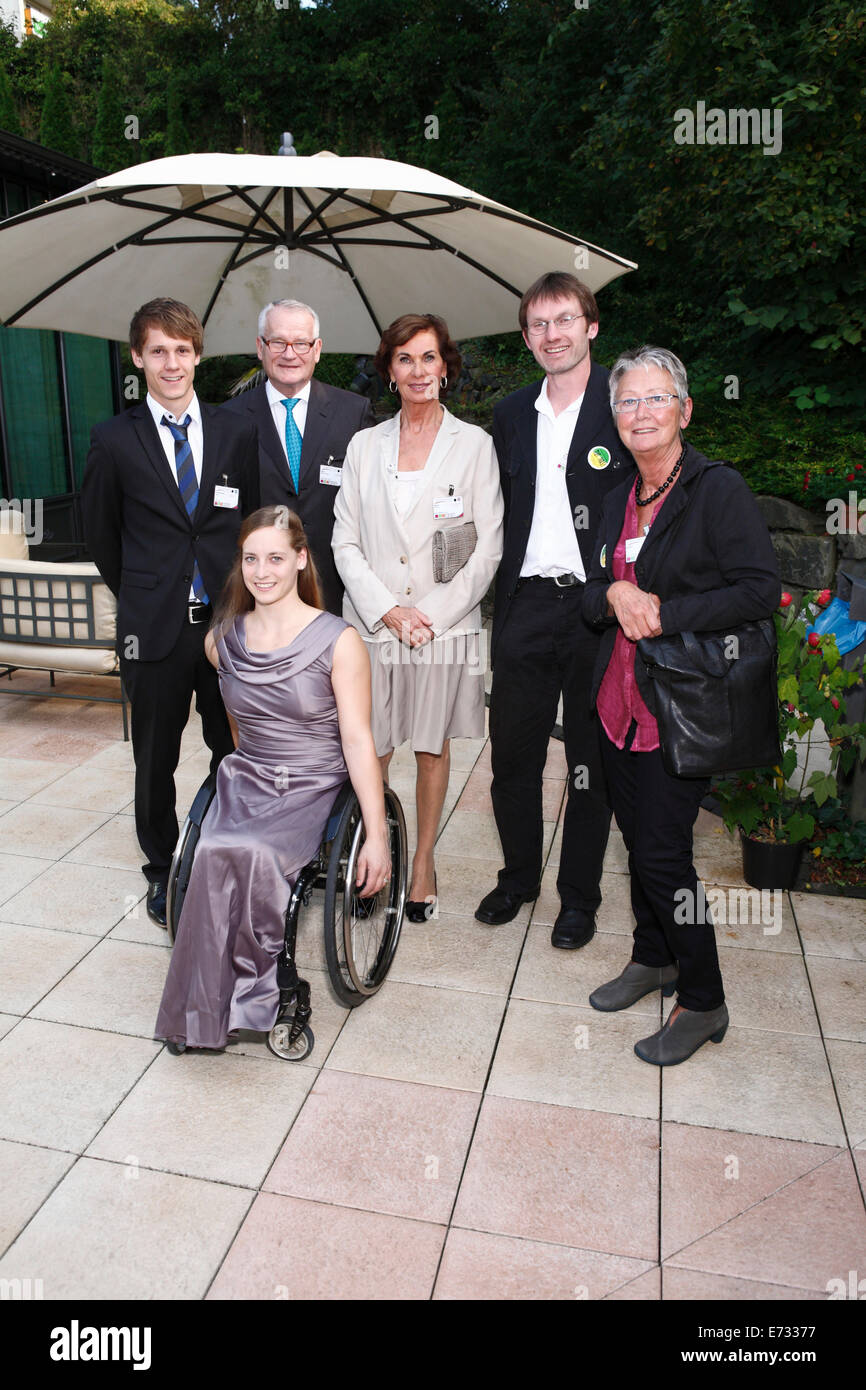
[637,618,781,778]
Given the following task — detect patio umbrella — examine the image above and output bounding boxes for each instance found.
[0,152,635,355]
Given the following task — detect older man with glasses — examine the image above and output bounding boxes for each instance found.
[222,299,375,614]
[476,272,634,948]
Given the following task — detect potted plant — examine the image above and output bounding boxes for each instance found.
[712,588,866,889]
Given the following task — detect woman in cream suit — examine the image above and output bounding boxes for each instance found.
[332,313,504,922]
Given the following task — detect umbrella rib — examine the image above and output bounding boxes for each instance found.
[199,187,285,332]
[231,240,346,273]
[105,188,285,242]
[2,186,283,325]
[297,190,525,298]
[2,239,138,326]
[295,187,382,341]
[296,191,636,272]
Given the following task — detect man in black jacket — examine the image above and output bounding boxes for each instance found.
[221,299,374,614]
[475,273,634,945]
[81,298,259,925]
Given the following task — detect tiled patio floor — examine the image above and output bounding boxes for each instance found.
[0,671,864,1301]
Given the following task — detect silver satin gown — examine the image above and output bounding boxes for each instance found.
[155,610,349,1049]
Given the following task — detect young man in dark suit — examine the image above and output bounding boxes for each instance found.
[81,298,259,925]
[475,273,634,946]
[221,299,374,615]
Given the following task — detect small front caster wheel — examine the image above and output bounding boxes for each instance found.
[267,1021,314,1061]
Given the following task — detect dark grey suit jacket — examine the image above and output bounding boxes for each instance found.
[222,378,375,614]
[81,401,259,662]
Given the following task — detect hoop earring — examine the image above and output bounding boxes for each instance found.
[440,376,448,391]
[389,379,397,394]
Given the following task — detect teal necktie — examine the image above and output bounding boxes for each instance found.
[281,397,302,493]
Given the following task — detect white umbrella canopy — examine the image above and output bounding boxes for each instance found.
[0,152,636,355]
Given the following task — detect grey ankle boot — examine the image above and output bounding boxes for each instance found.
[634,1003,729,1066]
[588,961,678,1012]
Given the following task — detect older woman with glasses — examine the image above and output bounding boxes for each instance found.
[332,313,503,922]
[582,346,779,1065]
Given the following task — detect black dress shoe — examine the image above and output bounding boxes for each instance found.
[550,907,595,950]
[146,881,168,928]
[406,873,437,923]
[475,884,539,926]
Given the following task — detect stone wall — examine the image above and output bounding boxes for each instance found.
[755,496,866,595]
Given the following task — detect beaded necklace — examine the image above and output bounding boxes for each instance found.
[635,444,685,507]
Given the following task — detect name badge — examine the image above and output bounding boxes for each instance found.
[213,484,239,509]
[625,536,645,565]
[319,464,343,487]
[433,495,464,519]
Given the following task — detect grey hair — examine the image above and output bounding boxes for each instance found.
[257,299,321,342]
[609,345,690,411]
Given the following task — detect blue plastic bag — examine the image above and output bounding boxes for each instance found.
[807,597,866,655]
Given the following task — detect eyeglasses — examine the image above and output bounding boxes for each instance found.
[525,313,585,336]
[261,337,317,356]
[613,393,678,415]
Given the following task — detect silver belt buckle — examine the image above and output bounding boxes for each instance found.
[188,603,207,625]
[553,572,577,588]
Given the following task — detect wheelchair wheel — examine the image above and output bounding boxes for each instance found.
[323,786,407,1007]
[267,1021,314,1061]
[166,774,217,944]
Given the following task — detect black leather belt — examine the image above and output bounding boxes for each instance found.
[187,602,211,625]
[517,572,583,590]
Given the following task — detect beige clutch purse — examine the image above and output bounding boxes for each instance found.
[432,521,477,583]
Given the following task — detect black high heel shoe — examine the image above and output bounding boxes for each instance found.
[406,872,437,923]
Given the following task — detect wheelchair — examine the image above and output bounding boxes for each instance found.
[165,775,408,1062]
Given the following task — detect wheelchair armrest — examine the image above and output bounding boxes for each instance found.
[323,779,355,843]
[187,771,218,828]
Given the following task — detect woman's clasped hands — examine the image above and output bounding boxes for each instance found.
[382,604,435,647]
[606,580,663,642]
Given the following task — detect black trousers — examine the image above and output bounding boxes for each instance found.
[120,619,234,884]
[600,730,725,1012]
[489,582,611,911]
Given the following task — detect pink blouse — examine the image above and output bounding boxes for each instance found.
[596,484,663,752]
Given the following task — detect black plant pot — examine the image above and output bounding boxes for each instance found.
[740,833,805,890]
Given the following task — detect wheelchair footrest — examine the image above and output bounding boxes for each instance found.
[276,979,311,1044]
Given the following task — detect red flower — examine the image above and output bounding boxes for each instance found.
[817,589,832,607]
[780,592,792,608]
[808,632,821,649]
[831,697,840,710]
[847,473,856,481]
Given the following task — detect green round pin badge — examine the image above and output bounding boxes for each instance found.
[588,446,611,470]
[600,544,607,568]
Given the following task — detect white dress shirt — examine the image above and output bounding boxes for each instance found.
[147,391,203,486]
[520,379,586,581]
[146,392,203,601]
[266,377,311,459]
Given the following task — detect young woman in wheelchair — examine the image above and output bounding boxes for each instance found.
[155,505,391,1052]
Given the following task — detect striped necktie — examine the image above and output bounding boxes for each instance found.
[162,413,208,604]
[281,397,302,493]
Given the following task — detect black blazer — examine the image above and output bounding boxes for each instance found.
[491,361,634,656]
[582,444,781,712]
[81,401,260,663]
[221,378,375,614]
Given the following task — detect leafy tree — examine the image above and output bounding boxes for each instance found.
[163,73,186,156]
[0,60,22,135]
[39,66,78,156]
[92,52,131,170]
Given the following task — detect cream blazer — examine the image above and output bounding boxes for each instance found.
[332,407,504,642]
